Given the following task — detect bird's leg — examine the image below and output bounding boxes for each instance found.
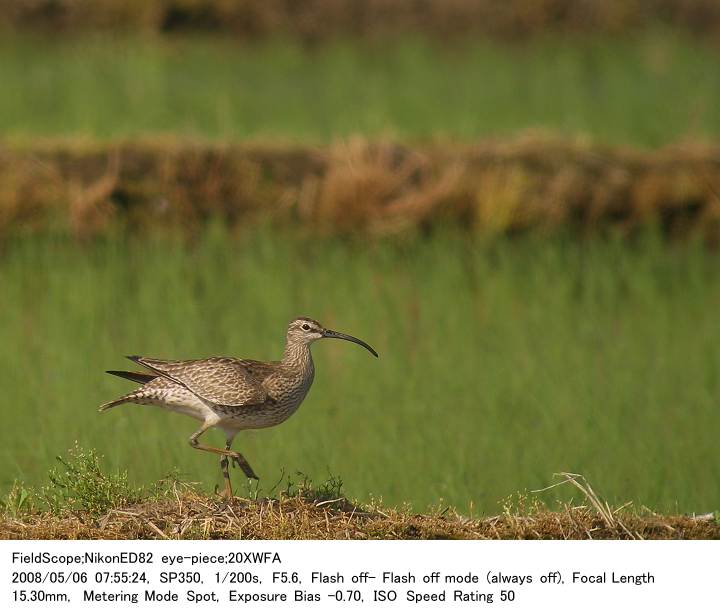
[188,424,260,481]
[220,446,232,499]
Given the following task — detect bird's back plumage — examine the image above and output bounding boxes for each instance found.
[128,355,270,407]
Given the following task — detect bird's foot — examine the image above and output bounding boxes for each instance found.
[229,454,259,480]
[214,482,236,500]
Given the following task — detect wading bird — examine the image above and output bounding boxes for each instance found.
[100,317,378,497]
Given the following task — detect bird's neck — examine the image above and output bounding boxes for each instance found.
[282,339,313,371]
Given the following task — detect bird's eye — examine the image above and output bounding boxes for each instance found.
[302,324,310,331]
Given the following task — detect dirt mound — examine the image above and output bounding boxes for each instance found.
[1,492,717,540]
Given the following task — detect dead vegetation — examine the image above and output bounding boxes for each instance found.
[2,136,720,241]
[1,451,717,540]
[3,1,720,42]
[2,488,716,540]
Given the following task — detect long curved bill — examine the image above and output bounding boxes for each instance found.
[323,329,379,358]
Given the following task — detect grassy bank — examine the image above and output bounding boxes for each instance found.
[3,138,720,240]
[2,449,716,539]
[4,492,717,540]
[1,32,719,145]
[1,231,719,514]
[3,1,720,43]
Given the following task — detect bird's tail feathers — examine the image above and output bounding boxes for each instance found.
[106,370,155,384]
[100,370,156,412]
[98,391,142,413]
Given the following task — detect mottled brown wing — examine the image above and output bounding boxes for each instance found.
[128,356,269,406]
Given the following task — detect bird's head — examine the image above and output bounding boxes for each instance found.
[286,317,378,357]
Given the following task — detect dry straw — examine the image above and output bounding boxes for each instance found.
[2,1,719,41]
[1,136,720,241]
[1,473,717,540]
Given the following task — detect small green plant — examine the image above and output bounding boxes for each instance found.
[41,444,141,515]
[282,472,345,503]
[2,482,32,518]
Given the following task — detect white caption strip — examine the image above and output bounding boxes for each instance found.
[1,540,715,614]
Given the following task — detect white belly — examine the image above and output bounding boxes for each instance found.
[156,391,216,423]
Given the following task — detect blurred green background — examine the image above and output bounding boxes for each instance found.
[1,31,719,145]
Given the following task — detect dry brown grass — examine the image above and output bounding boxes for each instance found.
[2,1,720,41]
[2,136,720,241]
[1,478,717,540]
[2,496,716,540]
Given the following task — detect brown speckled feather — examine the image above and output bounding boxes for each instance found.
[129,355,270,406]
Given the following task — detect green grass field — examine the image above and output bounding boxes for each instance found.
[2,230,718,514]
[1,30,719,145]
